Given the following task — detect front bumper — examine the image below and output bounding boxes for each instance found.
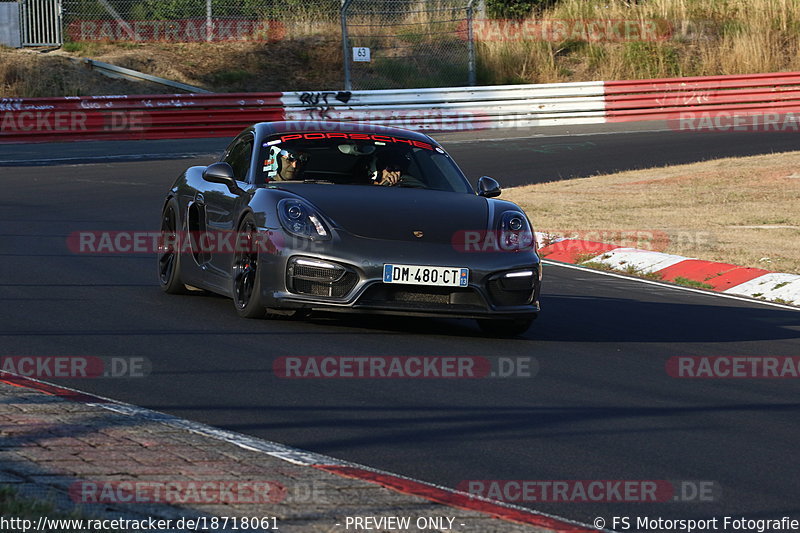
[256,230,541,320]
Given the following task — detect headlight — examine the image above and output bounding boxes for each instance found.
[278,198,331,240]
[498,211,535,251]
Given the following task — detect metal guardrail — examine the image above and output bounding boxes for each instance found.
[604,72,800,122]
[0,81,607,142]
[0,93,284,142]
[81,59,212,94]
[281,82,606,130]
[3,72,800,143]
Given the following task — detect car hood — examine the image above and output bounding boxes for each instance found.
[284,184,489,243]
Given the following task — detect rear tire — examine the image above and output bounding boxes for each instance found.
[477,317,535,337]
[158,200,188,294]
[232,215,266,319]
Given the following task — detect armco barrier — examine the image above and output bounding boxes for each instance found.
[0,82,605,143]
[281,83,606,131]
[0,93,285,143]
[3,71,800,143]
[605,71,800,122]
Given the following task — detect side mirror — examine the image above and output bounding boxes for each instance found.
[477,176,501,198]
[202,162,245,195]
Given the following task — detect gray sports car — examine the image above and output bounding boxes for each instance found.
[158,121,541,336]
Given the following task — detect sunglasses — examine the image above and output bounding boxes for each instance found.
[279,149,308,163]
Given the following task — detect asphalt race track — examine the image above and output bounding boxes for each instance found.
[2,126,800,527]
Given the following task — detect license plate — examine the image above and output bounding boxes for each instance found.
[383,264,469,287]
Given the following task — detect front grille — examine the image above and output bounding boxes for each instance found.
[391,290,449,304]
[294,265,342,282]
[287,259,358,298]
[358,285,485,310]
[292,271,358,298]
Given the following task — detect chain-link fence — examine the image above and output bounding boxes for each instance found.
[56,0,476,90]
[342,0,475,90]
[61,0,341,21]
[61,0,340,42]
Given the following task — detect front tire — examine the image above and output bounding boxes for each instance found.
[232,215,266,319]
[158,200,188,294]
[477,317,535,337]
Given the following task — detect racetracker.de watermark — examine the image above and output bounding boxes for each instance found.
[70,480,289,504]
[67,230,286,255]
[66,19,285,42]
[464,18,672,42]
[667,356,800,378]
[0,111,147,133]
[458,480,720,503]
[281,110,487,132]
[0,356,150,379]
[537,229,717,252]
[273,356,537,379]
[538,230,670,252]
[451,231,537,253]
[669,112,800,133]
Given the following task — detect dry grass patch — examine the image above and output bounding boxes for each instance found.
[57,38,344,93]
[0,48,199,96]
[1,37,345,97]
[477,0,800,84]
[505,151,800,274]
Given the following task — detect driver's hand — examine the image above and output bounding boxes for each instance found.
[376,169,401,186]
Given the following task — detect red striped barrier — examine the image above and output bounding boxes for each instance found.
[605,71,800,94]
[4,70,800,143]
[605,71,800,122]
[0,92,284,142]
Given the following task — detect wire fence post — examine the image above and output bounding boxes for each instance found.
[206,0,212,42]
[467,0,476,86]
[341,0,353,91]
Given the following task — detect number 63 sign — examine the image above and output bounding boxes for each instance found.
[353,47,371,62]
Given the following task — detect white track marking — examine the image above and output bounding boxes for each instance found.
[544,259,800,311]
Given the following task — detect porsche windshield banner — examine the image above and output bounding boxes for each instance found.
[266,132,435,151]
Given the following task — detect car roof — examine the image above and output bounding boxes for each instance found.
[253,121,439,145]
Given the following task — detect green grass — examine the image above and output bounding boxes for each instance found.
[0,486,121,532]
[621,264,663,280]
[573,251,601,264]
[368,54,468,89]
[61,41,103,54]
[578,260,663,280]
[673,276,715,290]
[581,261,615,272]
[211,69,252,85]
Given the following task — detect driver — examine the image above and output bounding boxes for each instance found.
[372,152,423,187]
[266,146,309,181]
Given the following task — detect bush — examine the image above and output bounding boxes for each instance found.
[484,0,558,19]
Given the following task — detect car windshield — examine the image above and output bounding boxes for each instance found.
[258,132,473,193]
